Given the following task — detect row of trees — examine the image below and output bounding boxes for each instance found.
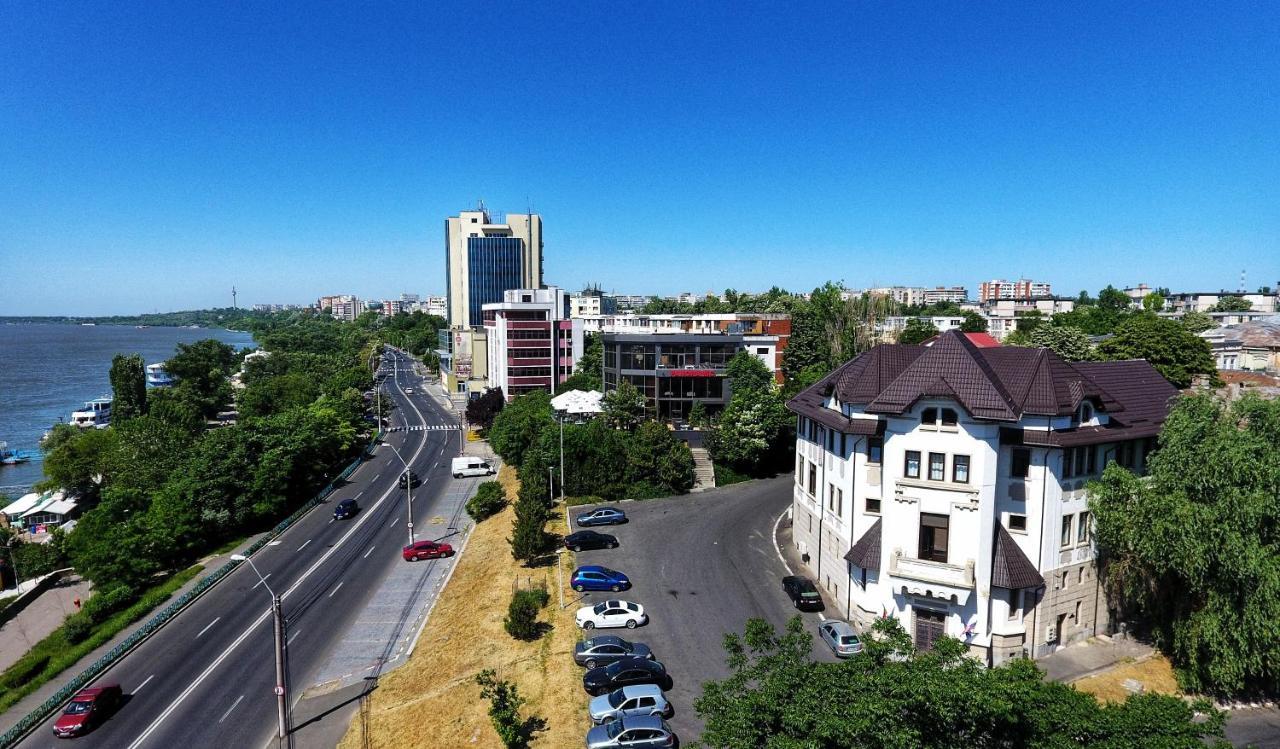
[31,314,375,595]
[695,616,1229,748]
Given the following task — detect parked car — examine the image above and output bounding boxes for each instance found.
[564,530,619,552]
[333,499,359,520]
[576,507,627,527]
[588,684,673,724]
[451,456,496,478]
[401,540,453,561]
[571,565,631,592]
[576,600,647,630]
[52,684,122,738]
[782,575,824,611]
[585,715,679,749]
[818,619,863,657]
[399,470,421,488]
[582,657,669,696]
[574,635,653,668]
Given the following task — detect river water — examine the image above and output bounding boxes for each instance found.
[0,323,256,495]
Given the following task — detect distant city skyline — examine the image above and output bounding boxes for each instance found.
[2,2,1277,316]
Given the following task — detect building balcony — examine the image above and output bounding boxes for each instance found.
[888,549,975,605]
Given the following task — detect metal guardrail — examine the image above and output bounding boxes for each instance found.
[0,430,381,749]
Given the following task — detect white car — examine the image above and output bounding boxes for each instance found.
[576,600,647,630]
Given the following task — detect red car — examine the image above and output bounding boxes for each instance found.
[401,540,454,561]
[53,684,122,738]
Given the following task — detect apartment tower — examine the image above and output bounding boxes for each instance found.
[445,206,544,328]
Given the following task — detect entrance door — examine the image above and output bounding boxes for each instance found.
[914,608,946,651]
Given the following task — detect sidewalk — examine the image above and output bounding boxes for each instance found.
[0,576,93,672]
[1036,634,1154,683]
[0,534,265,733]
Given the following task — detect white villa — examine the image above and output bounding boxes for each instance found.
[787,330,1177,664]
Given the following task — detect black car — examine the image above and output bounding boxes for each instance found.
[583,657,668,696]
[782,575,825,611]
[574,636,653,669]
[333,499,359,520]
[399,470,420,488]
[564,530,619,552]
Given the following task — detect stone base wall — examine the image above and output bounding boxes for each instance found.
[1030,560,1109,658]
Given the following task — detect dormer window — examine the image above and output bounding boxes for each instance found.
[920,407,959,428]
[921,407,936,425]
[940,408,958,426]
[1079,402,1094,424]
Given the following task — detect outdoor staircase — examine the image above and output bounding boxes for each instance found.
[690,447,716,492]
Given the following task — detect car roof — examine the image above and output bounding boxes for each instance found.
[587,635,624,646]
[577,565,609,573]
[620,684,664,698]
[822,620,857,635]
[75,685,119,697]
[620,714,665,730]
[339,499,356,505]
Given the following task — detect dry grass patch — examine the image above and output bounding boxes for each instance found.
[1071,653,1181,703]
[340,465,586,749]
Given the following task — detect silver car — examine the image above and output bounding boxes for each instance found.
[818,619,863,657]
[585,714,678,748]
[588,684,673,725]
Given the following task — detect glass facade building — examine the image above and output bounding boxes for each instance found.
[601,333,744,421]
[467,237,525,328]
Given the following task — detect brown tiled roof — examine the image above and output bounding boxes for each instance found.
[844,518,881,571]
[793,332,1173,438]
[991,525,1043,589]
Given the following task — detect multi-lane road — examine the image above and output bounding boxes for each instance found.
[16,348,465,749]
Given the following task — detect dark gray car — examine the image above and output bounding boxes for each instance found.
[574,635,653,669]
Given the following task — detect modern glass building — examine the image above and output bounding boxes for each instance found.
[466,237,525,328]
[601,333,743,421]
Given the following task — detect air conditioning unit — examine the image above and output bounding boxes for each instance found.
[1046,624,1059,643]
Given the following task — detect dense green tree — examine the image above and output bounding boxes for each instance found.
[1075,289,1096,306]
[1179,311,1216,334]
[1209,295,1252,312]
[725,350,773,395]
[695,616,1228,748]
[109,354,147,420]
[105,416,195,494]
[1096,313,1216,388]
[1142,291,1165,312]
[38,424,117,500]
[489,391,555,466]
[688,400,707,427]
[1051,304,1132,336]
[146,388,205,432]
[1020,324,1096,361]
[466,388,506,430]
[1091,393,1280,696]
[509,463,551,564]
[466,481,508,522]
[63,487,169,590]
[959,310,988,333]
[1098,284,1132,311]
[898,318,940,345]
[164,339,238,418]
[624,421,695,497]
[475,669,537,749]
[602,380,646,430]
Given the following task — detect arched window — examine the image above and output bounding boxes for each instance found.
[940,408,958,426]
[921,407,937,425]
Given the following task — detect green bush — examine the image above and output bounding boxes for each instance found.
[504,588,549,641]
[466,481,508,522]
[82,583,138,625]
[713,463,752,487]
[564,495,605,507]
[62,612,93,644]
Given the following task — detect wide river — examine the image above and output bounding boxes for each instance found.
[0,323,256,495]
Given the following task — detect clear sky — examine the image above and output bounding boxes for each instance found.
[1,2,1277,315]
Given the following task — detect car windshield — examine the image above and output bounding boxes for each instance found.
[604,661,624,676]
[593,602,608,614]
[800,591,820,598]
[63,701,92,715]
[607,689,626,708]
[606,720,624,738]
[840,635,859,645]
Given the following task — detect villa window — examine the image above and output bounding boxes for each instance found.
[918,513,950,563]
[1061,514,1074,548]
[867,436,883,464]
[940,408,958,426]
[921,407,937,426]
[952,455,970,483]
[808,464,817,496]
[1007,514,1027,532]
[928,452,946,481]
[1011,447,1031,478]
[1077,511,1091,544]
[866,497,881,514]
[905,450,921,479]
[1008,589,1023,621]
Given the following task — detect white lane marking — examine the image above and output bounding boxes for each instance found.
[133,675,155,695]
[772,507,794,575]
[218,695,244,723]
[328,517,334,524]
[297,539,311,552]
[329,582,344,598]
[363,545,376,559]
[195,617,220,639]
[288,629,301,645]
[373,474,381,481]
[355,491,364,499]
[126,363,441,749]
[390,517,400,528]
[252,574,272,590]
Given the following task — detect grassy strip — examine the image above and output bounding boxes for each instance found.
[0,564,203,714]
[713,463,753,486]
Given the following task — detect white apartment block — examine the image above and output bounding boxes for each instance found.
[1164,290,1279,315]
[980,298,1076,341]
[979,279,1052,303]
[787,331,1175,663]
[921,286,969,304]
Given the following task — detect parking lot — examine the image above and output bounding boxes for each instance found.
[569,476,838,741]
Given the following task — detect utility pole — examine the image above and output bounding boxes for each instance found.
[559,413,565,502]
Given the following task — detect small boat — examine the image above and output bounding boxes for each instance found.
[0,442,35,465]
[80,322,96,326]
[70,398,112,429]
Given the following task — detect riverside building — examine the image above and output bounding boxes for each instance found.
[786,330,1176,663]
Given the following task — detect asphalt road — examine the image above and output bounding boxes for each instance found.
[571,477,835,743]
[15,348,467,749]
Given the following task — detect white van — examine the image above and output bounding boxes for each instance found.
[451,456,496,478]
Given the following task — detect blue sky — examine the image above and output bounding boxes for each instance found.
[1,2,1277,315]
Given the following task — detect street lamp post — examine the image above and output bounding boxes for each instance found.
[230,554,287,741]
[384,442,415,546]
[558,412,565,502]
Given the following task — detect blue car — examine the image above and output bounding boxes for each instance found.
[333,499,359,520]
[576,507,627,527]
[572,565,632,593]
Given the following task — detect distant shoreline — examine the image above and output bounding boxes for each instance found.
[0,309,262,331]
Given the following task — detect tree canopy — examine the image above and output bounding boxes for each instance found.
[109,354,147,420]
[1209,295,1252,312]
[898,318,940,345]
[1090,393,1280,697]
[1095,313,1216,388]
[695,616,1228,748]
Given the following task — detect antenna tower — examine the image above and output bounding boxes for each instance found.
[232,286,238,309]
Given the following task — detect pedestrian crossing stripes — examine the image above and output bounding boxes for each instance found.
[385,425,459,432]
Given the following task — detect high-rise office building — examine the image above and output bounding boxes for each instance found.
[445,206,543,328]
